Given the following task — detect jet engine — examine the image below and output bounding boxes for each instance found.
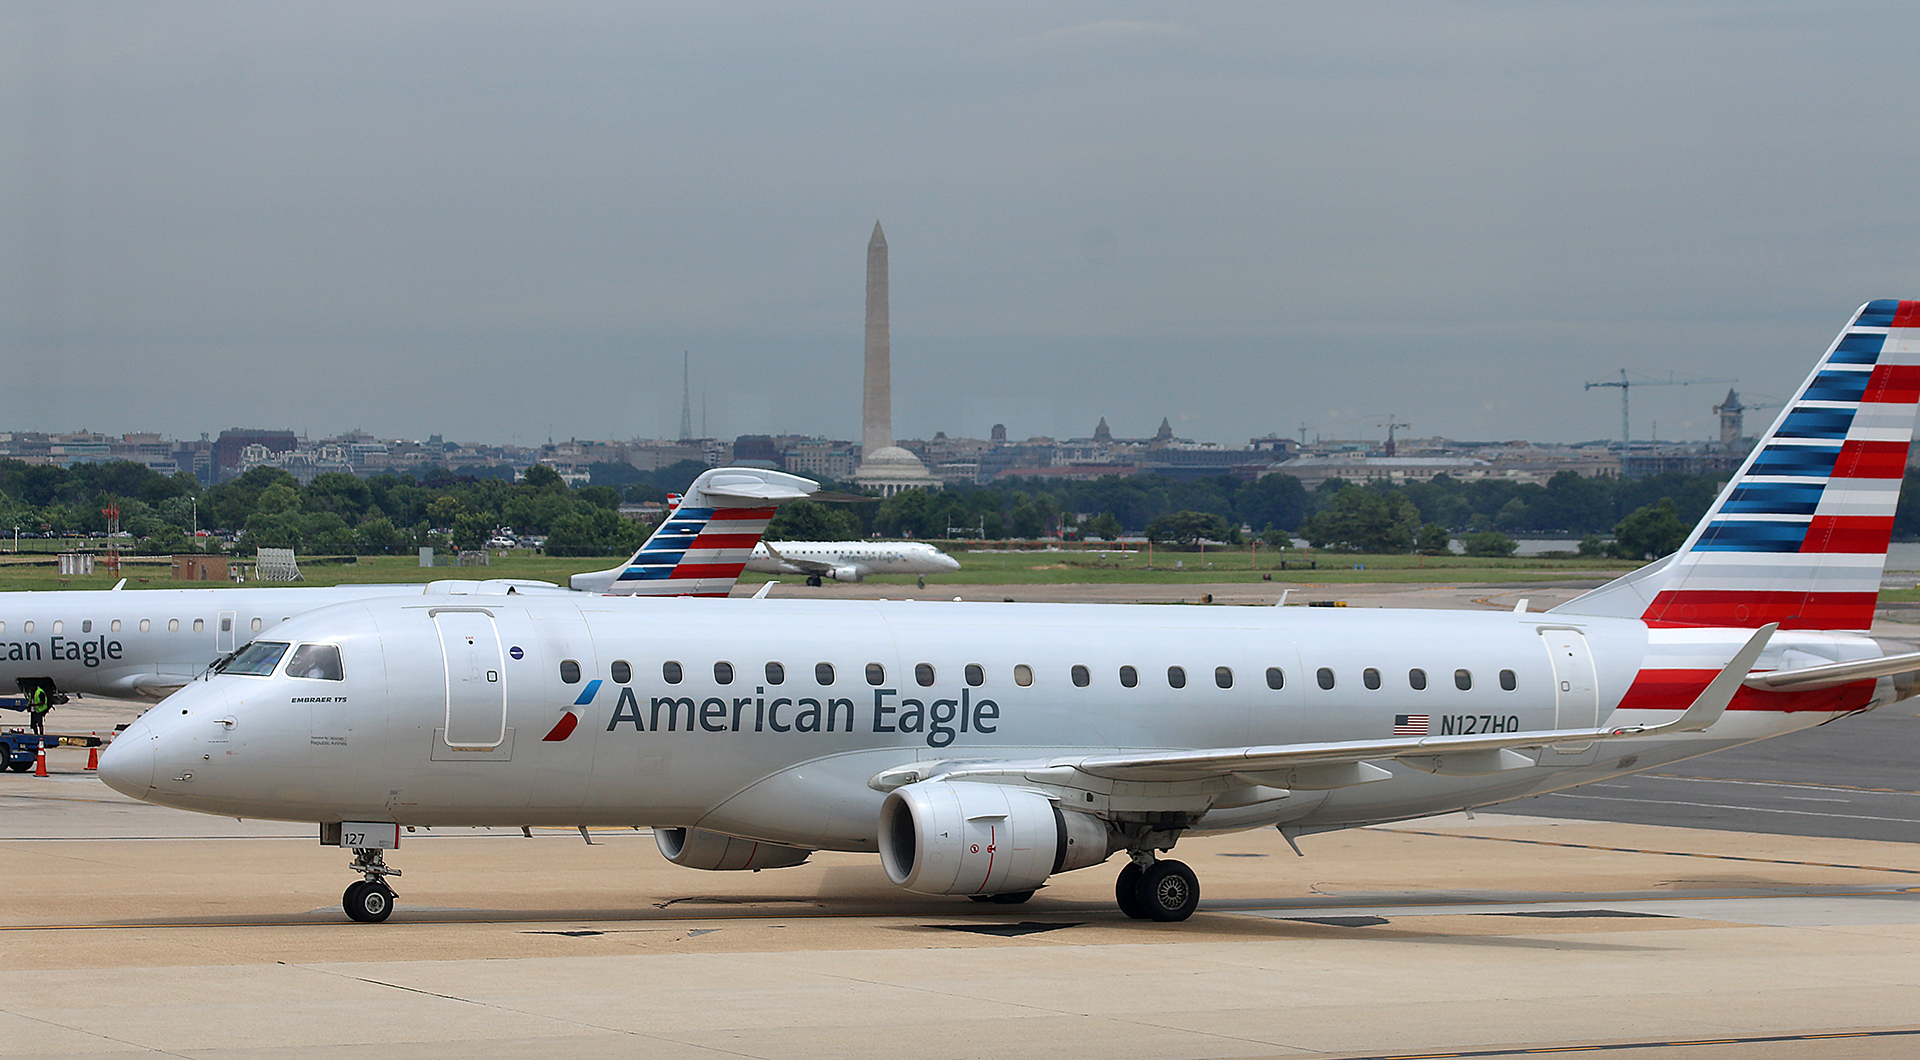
[878,781,1113,896]
[654,827,813,871]
[830,566,864,583]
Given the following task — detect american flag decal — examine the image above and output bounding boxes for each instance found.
[1393,714,1430,736]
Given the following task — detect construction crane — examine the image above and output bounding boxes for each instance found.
[1378,417,1411,457]
[1584,370,1734,446]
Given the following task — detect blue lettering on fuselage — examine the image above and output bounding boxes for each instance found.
[1,637,123,668]
[601,682,994,748]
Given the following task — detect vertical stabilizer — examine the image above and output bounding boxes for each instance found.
[569,468,818,596]
[1552,300,1920,630]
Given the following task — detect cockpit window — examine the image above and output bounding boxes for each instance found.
[288,643,344,681]
[221,641,289,676]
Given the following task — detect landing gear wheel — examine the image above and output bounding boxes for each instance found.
[343,880,394,923]
[6,761,28,773]
[806,574,822,587]
[1137,859,1199,922]
[1115,862,1148,919]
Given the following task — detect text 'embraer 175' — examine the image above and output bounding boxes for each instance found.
[100,301,1920,924]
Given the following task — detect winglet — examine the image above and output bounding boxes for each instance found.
[1610,622,1777,736]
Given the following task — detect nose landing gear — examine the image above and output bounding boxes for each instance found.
[1115,855,1199,921]
[343,847,402,923]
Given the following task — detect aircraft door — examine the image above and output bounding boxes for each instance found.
[217,610,237,654]
[1539,627,1599,763]
[436,609,506,749]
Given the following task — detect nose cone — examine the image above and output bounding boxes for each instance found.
[97,719,156,799]
[938,551,962,571]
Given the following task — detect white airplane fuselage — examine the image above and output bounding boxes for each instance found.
[746,541,960,583]
[101,594,1891,846]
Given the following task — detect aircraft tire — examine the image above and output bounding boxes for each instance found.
[1115,862,1148,919]
[1138,860,1199,922]
[343,881,395,923]
[806,575,822,587]
[6,761,29,773]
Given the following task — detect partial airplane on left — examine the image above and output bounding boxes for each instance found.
[0,467,816,701]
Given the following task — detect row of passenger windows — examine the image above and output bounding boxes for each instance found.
[0,616,267,635]
[557,659,1519,692]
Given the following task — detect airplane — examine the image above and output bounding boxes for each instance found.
[745,539,961,588]
[97,300,1920,925]
[0,468,815,703]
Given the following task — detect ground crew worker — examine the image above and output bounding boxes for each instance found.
[28,686,51,737]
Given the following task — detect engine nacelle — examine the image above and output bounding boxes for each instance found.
[654,827,812,871]
[829,565,864,583]
[878,781,1113,896]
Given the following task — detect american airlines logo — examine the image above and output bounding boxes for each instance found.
[542,678,1002,748]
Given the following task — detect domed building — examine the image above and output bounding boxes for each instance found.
[853,444,940,496]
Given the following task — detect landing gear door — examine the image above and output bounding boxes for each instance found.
[1539,627,1600,764]
[435,609,506,749]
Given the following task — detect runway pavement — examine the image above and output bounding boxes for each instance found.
[5,590,1920,1059]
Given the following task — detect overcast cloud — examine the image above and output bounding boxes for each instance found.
[4,2,1918,449]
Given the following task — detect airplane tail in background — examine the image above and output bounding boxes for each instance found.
[569,468,818,597]
[1553,300,1920,631]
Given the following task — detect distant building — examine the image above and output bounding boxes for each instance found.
[214,428,298,481]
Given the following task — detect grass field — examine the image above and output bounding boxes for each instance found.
[0,544,1644,592]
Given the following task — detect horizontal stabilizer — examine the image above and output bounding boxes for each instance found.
[1744,648,1920,691]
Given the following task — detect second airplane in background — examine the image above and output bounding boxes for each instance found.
[746,539,960,588]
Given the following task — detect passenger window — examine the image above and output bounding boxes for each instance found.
[611,660,631,683]
[816,662,835,684]
[0,620,5,633]
[766,661,785,685]
[193,619,204,633]
[1215,666,1232,689]
[1167,666,1186,689]
[914,663,935,687]
[1120,665,1138,688]
[1071,665,1090,687]
[1455,668,1473,691]
[1316,667,1335,690]
[82,620,92,633]
[140,619,150,632]
[288,644,344,681]
[663,661,683,684]
[167,619,178,632]
[220,617,231,632]
[1014,664,1033,687]
[1265,667,1284,690]
[866,663,886,685]
[714,661,735,685]
[111,620,121,632]
[1363,668,1381,690]
[22,621,32,634]
[251,618,262,632]
[1409,668,1427,690]
[52,620,63,634]
[964,663,984,687]
[1500,669,1517,691]
[560,660,581,684]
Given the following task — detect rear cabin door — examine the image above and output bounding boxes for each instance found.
[436,610,506,749]
[1539,628,1600,763]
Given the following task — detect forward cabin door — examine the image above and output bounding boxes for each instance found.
[436,609,506,749]
[216,610,238,654]
[1539,627,1600,764]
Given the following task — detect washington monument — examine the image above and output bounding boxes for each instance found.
[862,221,891,457]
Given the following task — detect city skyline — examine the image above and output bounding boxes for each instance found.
[7,5,1918,446]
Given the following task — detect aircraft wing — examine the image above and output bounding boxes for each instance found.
[760,543,837,576]
[873,624,1773,792]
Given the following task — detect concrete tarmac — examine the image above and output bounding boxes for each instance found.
[6,590,1920,1060]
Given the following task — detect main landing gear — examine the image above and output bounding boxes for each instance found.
[1115,855,1199,922]
[343,846,402,923]
[805,574,823,587]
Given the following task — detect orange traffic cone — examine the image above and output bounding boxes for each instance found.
[85,740,99,771]
[34,747,48,777]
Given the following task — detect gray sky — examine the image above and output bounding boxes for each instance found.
[5,2,1919,449]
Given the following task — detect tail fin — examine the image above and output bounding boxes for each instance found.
[569,468,818,596]
[1552,300,1920,631]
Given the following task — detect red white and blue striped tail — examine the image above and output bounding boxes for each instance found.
[568,468,818,597]
[1553,300,1920,631]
